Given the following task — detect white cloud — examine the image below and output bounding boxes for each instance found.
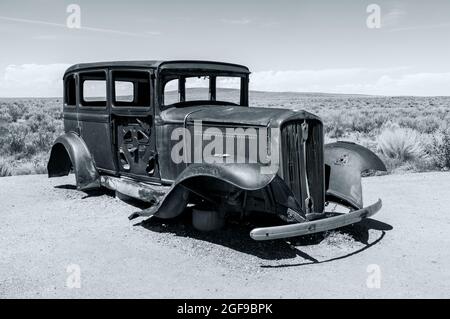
[388,22,450,32]
[1,64,450,97]
[249,68,450,96]
[382,7,406,28]
[0,63,69,97]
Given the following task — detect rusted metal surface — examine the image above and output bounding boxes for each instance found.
[324,141,387,209]
[250,199,383,241]
[128,163,277,220]
[47,132,100,190]
[100,175,169,204]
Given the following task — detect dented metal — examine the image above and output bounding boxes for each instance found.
[48,133,100,190]
[324,141,387,209]
[250,199,383,240]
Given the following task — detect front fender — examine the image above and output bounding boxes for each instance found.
[130,163,277,219]
[47,132,100,190]
[324,141,386,209]
[175,163,276,191]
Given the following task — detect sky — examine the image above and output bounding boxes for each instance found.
[0,0,450,97]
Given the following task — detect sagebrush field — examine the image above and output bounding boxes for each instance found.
[0,91,449,176]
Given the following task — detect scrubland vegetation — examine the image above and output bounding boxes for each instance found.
[251,92,450,174]
[0,92,449,176]
[0,98,62,176]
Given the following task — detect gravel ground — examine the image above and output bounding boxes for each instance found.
[1,172,449,298]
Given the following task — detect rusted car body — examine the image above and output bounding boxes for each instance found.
[48,60,386,240]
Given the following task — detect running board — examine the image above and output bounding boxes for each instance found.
[100,175,169,204]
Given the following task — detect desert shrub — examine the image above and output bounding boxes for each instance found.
[33,160,48,174]
[0,158,13,177]
[13,162,34,175]
[0,112,12,123]
[429,128,450,170]
[7,102,27,122]
[405,115,442,134]
[5,122,29,154]
[12,153,48,175]
[350,112,379,134]
[326,114,346,138]
[377,126,425,162]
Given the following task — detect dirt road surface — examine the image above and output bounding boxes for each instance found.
[1,172,449,298]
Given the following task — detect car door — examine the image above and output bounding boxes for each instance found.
[77,69,116,172]
[109,69,160,182]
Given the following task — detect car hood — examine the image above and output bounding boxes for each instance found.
[158,105,321,128]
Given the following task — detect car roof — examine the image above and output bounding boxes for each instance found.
[64,60,250,77]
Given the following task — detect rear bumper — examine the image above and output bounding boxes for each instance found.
[250,199,382,241]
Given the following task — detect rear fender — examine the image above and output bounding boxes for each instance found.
[47,132,100,190]
[324,141,386,209]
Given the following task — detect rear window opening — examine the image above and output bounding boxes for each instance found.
[80,71,107,107]
[112,70,151,107]
[64,75,76,106]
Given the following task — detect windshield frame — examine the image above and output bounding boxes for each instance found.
[157,70,249,110]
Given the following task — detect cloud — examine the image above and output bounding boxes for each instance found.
[249,68,450,96]
[1,64,450,97]
[381,3,407,28]
[388,22,450,32]
[0,64,69,97]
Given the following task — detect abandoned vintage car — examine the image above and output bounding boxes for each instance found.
[47,60,386,240]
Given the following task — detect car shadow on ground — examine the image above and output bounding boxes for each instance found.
[135,208,393,267]
[53,184,77,190]
[54,184,116,199]
[55,184,393,267]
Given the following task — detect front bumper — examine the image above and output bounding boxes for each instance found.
[250,199,382,241]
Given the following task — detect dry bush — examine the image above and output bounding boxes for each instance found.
[0,99,61,176]
[377,126,425,162]
[0,99,62,157]
[4,122,29,154]
[0,158,13,177]
[429,128,450,170]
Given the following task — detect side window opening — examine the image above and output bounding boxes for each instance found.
[113,71,150,107]
[80,71,107,107]
[64,75,76,106]
[115,81,134,103]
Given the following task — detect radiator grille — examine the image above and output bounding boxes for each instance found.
[281,120,325,214]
